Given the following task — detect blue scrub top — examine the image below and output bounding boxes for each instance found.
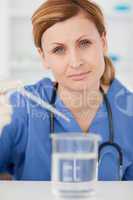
[0,78,133,180]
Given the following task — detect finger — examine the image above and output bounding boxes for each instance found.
[0,80,23,94]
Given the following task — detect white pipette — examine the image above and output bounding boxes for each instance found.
[0,81,70,122]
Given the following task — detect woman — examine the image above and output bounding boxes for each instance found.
[0,0,133,180]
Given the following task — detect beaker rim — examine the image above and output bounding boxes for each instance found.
[51,132,101,141]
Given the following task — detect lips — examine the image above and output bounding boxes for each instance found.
[68,71,91,81]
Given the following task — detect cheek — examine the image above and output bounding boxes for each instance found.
[84,46,105,76]
[94,51,105,74]
[95,55,105,78]
[51,61,66,79]
[82,45,103,62]
[48,56,67,76]
[90,46,105,69]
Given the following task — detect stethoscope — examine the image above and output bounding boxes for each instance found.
[50,82,123,180]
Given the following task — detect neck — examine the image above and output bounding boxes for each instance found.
[57,83,104,114]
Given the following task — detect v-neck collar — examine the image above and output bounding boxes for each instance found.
[48,79,116,133]
[54,94,82,132]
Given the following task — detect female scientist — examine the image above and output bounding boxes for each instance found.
[0,0,133,181]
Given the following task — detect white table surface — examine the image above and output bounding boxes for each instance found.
[0,181,133,200]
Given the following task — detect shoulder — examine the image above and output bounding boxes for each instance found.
[24,77,55,102]
[10,77,55,104]
[108,78,133,99]
[9,78,55,117]
[108,78,133,118]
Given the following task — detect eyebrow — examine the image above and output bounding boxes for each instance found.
[50,35,90,46]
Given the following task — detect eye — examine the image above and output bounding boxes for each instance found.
[79,39,91,48]
[52,46,65,54]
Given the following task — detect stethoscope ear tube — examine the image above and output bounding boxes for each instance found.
[50,82,58,134]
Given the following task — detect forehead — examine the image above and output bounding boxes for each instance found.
[42,13,99,44]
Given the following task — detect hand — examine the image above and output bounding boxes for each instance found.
[0,80,22,131]
[0,93,12,130]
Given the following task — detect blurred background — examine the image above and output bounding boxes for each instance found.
[0,0,133,90]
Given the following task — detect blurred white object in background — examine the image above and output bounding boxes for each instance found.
[0,0,10,79]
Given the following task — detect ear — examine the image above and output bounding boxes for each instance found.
[37,48,50,70]
[101,32,108,55]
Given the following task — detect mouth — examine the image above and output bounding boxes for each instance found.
[68,71,91,81]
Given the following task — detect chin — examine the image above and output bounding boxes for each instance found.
[68,80,93,92]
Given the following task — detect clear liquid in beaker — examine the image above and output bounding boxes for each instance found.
[52,152,97,198]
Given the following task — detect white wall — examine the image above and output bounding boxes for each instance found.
[0,0,133,90]
[95,0,133,91]
[0,0,10,79]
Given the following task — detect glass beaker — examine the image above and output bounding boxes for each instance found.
[51,133,101,198]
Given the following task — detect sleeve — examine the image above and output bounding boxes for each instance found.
[0,91,28,175]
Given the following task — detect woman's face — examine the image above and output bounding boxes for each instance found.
[40,12,107,91]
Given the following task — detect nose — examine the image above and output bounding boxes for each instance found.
[68,49,83,69]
